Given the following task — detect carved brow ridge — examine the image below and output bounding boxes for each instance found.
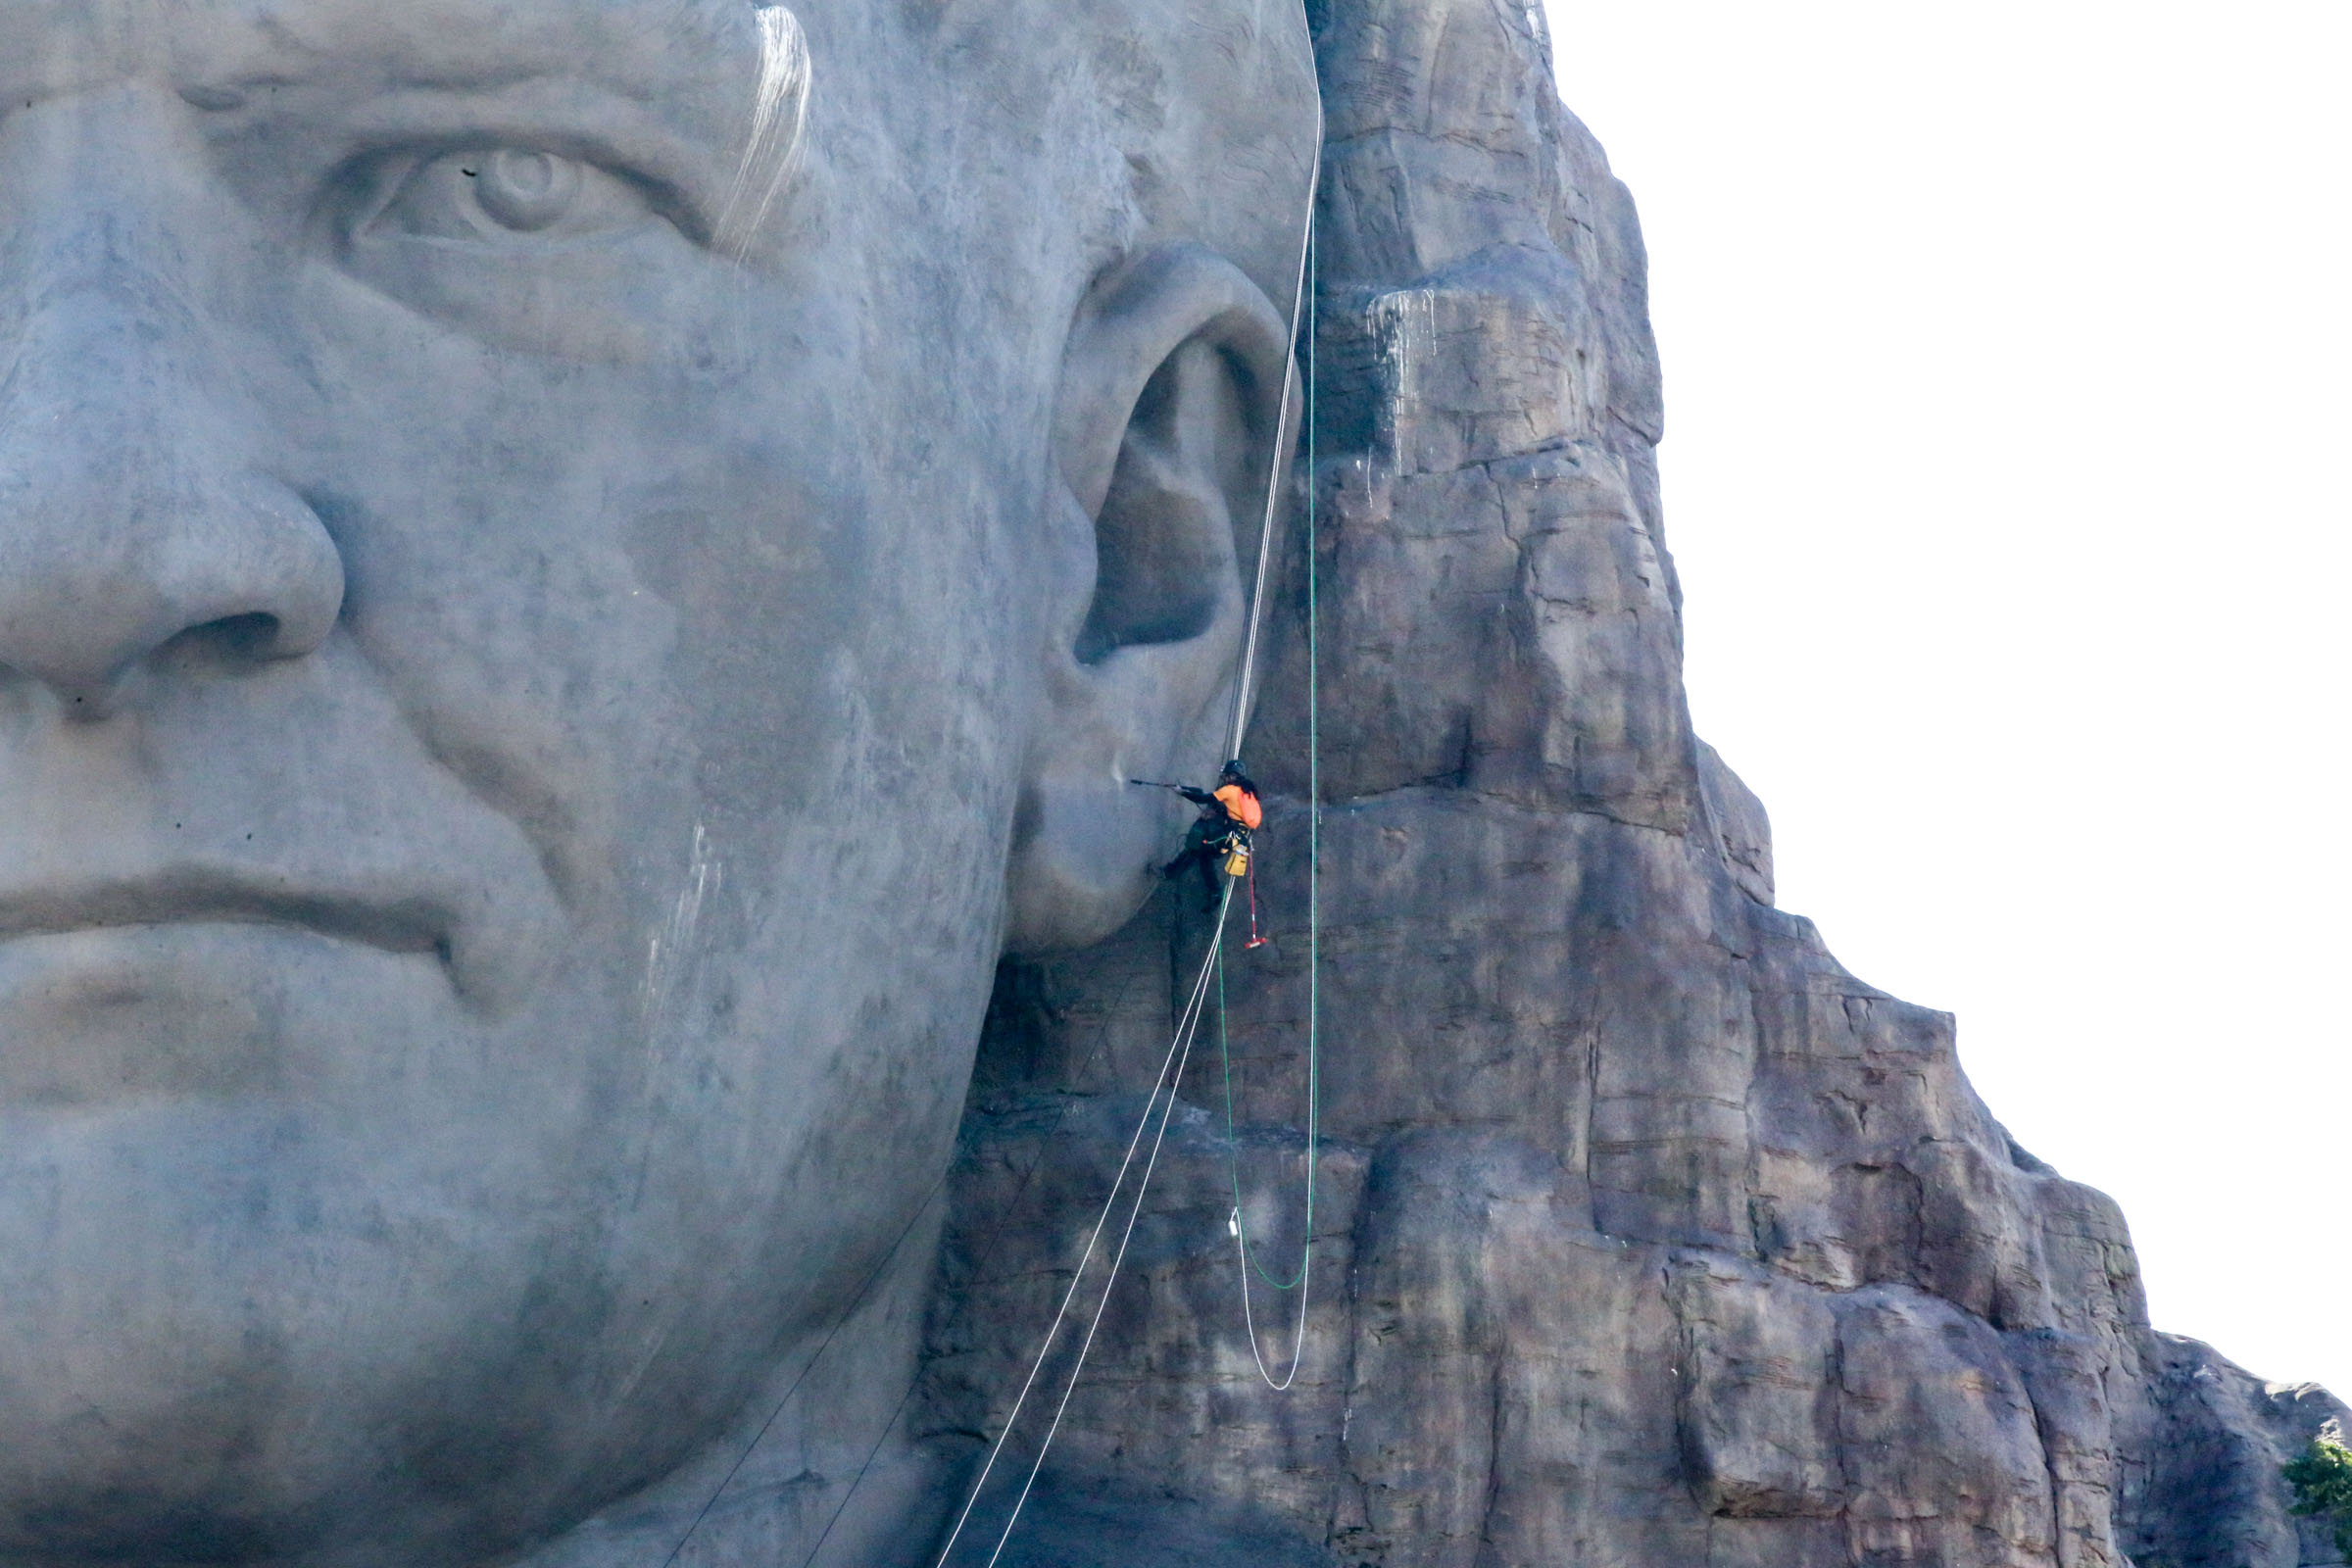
[187,0,774,114]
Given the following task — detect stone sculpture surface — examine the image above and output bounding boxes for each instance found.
[0,2,2332,1567]
[0,3,1313,1565]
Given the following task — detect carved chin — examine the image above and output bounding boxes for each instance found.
[0,950,596,1560]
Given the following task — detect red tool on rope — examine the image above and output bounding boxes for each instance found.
[1245,858,1268,950]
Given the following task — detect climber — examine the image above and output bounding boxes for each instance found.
[1154,760,1263,911]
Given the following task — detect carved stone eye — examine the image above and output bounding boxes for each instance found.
[466,149,583,233]
[361,147,651,249]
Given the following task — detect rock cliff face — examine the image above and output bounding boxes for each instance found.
[923,2,2344,1563]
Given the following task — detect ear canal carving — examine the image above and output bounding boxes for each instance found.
[715,5,811,261]
[1076,338,1257,664]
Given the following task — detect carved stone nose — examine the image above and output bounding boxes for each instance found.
[0,472,345,710]
[0,295,346,712]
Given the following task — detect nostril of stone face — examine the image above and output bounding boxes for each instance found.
[164,612,288,672]
[206,612,284,658]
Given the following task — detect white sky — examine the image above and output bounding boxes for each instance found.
[1537,0,2350,1392]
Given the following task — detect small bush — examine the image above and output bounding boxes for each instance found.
[2285,1435,2352,1560]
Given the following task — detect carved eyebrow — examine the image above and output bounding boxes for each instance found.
[199,0,774,145]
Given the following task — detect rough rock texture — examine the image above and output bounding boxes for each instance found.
[925,1,2347,1562]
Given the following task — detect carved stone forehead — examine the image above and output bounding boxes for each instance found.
[0,0,763,118]
[0,0,1316,312]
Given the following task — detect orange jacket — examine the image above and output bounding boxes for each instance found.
[1214,783,1263,831]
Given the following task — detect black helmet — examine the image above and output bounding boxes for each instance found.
[1220,760,1246,781]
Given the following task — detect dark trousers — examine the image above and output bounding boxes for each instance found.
[1162,819,1232,907]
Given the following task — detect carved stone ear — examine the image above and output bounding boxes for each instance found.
[1003,245,1294,955]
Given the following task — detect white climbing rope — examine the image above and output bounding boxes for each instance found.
[933,893,1235,1568]
[1235,1201,1312,1391]
[949,96,1331,1554]
[1198,62,1331,1397]
[1225,109,1327,763]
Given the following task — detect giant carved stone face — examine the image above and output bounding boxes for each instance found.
[0,2,1315,1562]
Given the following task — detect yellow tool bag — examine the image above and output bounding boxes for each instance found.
[1222,842,1252,879]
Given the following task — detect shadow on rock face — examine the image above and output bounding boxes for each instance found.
[995,1477,1346,1568]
